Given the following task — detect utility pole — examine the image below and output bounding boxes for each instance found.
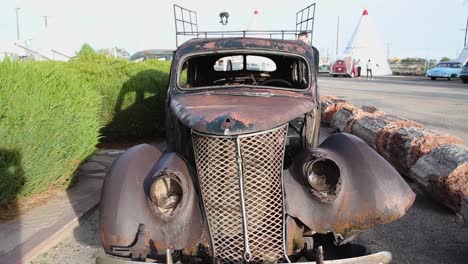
[464,17,468,48]
[336,16,340,56]
[41,16,48,29]
[387,42,390,60]
[15,8,21,41]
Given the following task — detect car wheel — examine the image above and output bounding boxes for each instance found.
[333,75,337,77]
[462,78,468,84]
[448,77,451,81]
[430,77,436,80]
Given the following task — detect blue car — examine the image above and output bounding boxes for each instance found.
[426,61,463,80]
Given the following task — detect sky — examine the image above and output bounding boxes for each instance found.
[0,0,467,59]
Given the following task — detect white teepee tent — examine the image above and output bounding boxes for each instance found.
[456,45,468,65]
[246,10,265,31]
[343,9,392,76]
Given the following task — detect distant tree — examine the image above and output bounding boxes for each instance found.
[114,47,130,58]
[94,47,129,59]
[77,43,97,57]
[440,57,451,62]
[389,57,401,64]
[401,57,427,64]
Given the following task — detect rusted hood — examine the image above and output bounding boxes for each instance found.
[170,90,316,135]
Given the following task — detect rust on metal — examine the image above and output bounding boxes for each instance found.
[99,7,417,261]
[100,144,207,258]
[286,133,415,240]
[176,38,312,60]
[171,88,316,135]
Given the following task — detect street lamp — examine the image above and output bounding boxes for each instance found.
[219,12,229,26]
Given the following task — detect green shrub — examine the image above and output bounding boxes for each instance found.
[67,57,171,141]
[0,61,101,204]
[0,57,170,203]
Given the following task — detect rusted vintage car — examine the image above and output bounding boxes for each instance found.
[97,4,415,264]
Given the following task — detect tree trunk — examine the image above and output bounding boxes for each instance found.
[320,95,467,213]
[410,145,468,213]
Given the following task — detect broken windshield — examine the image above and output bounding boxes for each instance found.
[178,53,309,90]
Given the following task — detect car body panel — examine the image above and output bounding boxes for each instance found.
[170,88,316,135]
[100,144,207,257]
[286,133,415,240]
[330,58,358,77]
[426,61,463,78]
[459,63,468,82]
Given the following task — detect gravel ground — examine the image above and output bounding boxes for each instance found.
[30,209,105,264]
[30,183,468,264]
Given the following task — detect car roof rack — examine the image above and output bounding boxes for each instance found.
[173,3,316,47]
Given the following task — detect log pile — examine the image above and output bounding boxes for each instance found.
[320,95,468,213]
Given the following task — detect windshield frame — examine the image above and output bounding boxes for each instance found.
[175,50,312,93]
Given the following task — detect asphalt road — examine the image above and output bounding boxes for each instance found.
[318,74,468,142]
[30,77,468,263]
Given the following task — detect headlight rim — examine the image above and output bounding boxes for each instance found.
[303,157,342,203]
[148,168,188,222]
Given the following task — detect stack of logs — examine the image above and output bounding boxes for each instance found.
[321,95,468,214]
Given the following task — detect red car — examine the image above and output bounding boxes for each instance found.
[331,59,359,78]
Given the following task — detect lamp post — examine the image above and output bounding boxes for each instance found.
[464,17,468,48]
[336,16,340,56]
[15,8,21,41]
[41,16,49,29]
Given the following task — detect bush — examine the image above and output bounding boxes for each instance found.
[67,57,171,141]
[0,56,170,204]
[0,61,101,204]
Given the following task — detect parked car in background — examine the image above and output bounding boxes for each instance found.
[330,57,358,78]
[130,49,174,61]
[460,62,468,84]
[426,61,463,80]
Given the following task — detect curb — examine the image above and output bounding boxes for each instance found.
[0,149,124,264]
[320,95,468,214]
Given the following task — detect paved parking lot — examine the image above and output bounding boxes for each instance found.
[319,75,468,142]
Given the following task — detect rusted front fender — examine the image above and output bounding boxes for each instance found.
[99,144,206,257]
[285,133,415,241]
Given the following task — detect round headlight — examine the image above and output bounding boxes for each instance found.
[149,171,184,220]
[306,158,340,192]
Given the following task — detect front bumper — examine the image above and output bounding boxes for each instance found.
[427,72,450,78]
[96,251,392,264]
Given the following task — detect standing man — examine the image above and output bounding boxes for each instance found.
[366,59,373,80]
[298,31,311,45]
[356,59,362,78]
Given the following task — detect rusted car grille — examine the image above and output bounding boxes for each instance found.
[192,125,288,263]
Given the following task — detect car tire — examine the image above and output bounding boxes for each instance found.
[333,75,337,77]
[462,78,468,84]
[430,77,436,80]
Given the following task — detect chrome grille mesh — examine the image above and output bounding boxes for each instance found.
[192,125,287,263]
[191,135,244,263]
[239,126,287,262]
